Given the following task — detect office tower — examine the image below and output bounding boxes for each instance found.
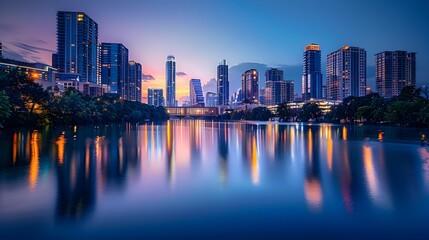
[128,61,142,102]
[265,68,286,105]
[326,46,366,100]
[205,92,217,107]
[285,80,295,102]
[148,88,164,106]
[166,55,176,106]
[302,44,323,100]
[322,85,327,99]
[190,79,205,107]
[56,11,99,83]
[51,53,59,69]
[100,43,129,97]
[217,59,229,105]
[242,69,259,102]
[375,51,416,98]
[259,88,266,105]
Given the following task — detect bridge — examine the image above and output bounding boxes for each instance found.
[165,107,219,117]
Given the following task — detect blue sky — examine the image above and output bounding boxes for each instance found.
[1,0,428,103]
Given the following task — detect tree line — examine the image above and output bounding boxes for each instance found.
[277,86,429,127]
[0,71,169,128]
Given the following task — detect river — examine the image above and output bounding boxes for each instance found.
[1,120,429,239]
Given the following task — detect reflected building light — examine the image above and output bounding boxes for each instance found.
[418,147,429,190]
[378,131,384,142]
[308,128,313,161]
[251,136,259,185]
[304,178,323,211]
[327,138,333,172]
[85,139,90,179]
[118,138,123,174]
[29,131,39,191]
[363,145,392,208]
[342,126,347,141]
[290,126,295,162]
[12,132,18,165]
[56,135,66,165]
[341,142,353,212]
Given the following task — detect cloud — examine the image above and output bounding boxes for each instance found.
[142,74,155,82]
[176,71,187,76]
[2,45,28,62]
[10,41,55,54]
[203,78,217,94]
[0,22,19,34]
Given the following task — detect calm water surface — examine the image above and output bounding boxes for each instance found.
[1,120,429,239]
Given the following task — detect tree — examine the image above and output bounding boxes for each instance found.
[0,90,11,125]
[298,103,322,122]
[251,107,273,121]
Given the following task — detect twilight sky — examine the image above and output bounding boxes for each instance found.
[1,0,428,104]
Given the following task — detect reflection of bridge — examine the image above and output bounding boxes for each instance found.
[165,107,219,117]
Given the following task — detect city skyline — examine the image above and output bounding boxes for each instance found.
[0,0,428,104]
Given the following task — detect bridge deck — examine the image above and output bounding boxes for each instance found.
[165,107,218,117]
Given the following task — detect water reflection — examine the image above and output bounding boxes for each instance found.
[1,121,429,236]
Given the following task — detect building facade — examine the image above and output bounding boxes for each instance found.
[205,92,217,107]
[128,61,142,102]
[265,68,286,105]
[327,46,367,100]
[285,80,295,102]
[302,44,323,100]
[375,51,416,98]
[56,11,99,83]
[100,43,129,98]
[242,69,259,102]
[166,55,176,107]
[148,88,164,107]
[217,59,229,106]
[190,79,205,107]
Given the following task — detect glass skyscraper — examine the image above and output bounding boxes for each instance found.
[265,68,286,105]
[375,51,416,98]
[56,11,99,83]
[148,88,164,107]
[217,59,229,106]
[327,46,366,100]
[166,56,176,107]
[128,61,142,102]
[100,43,129,98]
[242,69,259,102]
[302,44,323,100]
[190,79,205,107]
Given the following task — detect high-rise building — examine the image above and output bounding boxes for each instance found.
[51,53,59,69]
[56,11,99,83]
[190,79,205,107]
[327,46,367,100]
[205,92,217,107]
[242,69,259,102]
[100,43,129,97]
[217,59,229,105]
[375,51,416,98]
[148,88,164,106]
[166,55,176,107]
[285,80,295,102]
[265,68,286,105]
[259,88,266,105]
[302,44,323,100]
[128,61,142,102]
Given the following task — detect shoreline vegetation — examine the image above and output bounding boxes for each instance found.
[1,71,428,129]
[0,71,169,128]
[219,86,429,128]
